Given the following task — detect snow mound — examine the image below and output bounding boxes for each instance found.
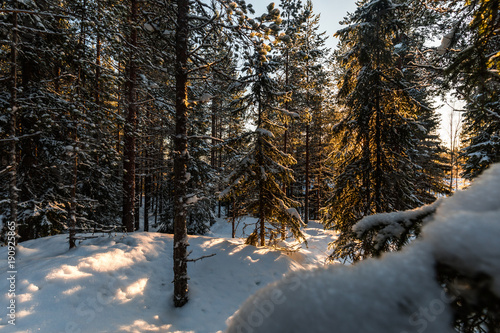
[226,246,453,333]
[0,233,293,332]
[0,217,336,332]
[422,165,500,297]
[226,164,500,333]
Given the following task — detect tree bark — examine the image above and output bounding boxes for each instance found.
[305,124,310,224]
[374,92,382,213]
[9,6,18,241]
[122,0,138,232]
[173,0,190,307]
[144,142,151,232]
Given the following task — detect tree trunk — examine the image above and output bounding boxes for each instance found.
[122,0,138,232]
[259,185,265,246]
[374,93,382,213]
[70,0,88,249]
[95,12,101,107]
[305,123,310,224]
[173,0,190,308]
[9,7,19,241]
[144,143,151,232]
[211,100,217,168]
[281,49,289,239]
[69,148,78,249]
[257,95,265,246]
[363,126,371,216]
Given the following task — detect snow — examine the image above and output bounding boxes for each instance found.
[352,198,443,249]
[437,29,455,55]
[197,93,213,103]
[255,128,274,138]
[227,246,453,333]
[4,162,500,332]
[286,208,302,222]
[185,194,200,205]
[0,218,335,332]
[226,164,500,333]
[422,164,500,297]
[143,23,155,33]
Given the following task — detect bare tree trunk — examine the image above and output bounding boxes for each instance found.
[316,124,322,220]
[281,49,289,239]
[69,148,78,249]
[173,0,190,308]
[211,100,217,168]
[9,6,19,242]
[70,0,87,248]
[304,124,310,224]
[122,0,138,232]
[95,7,101,107]
[259,185,265,246]
[363,127,371,216]
[257,96,265,246]
[232,196,236,238]
[374,94,382,213]
[144,141,151,232]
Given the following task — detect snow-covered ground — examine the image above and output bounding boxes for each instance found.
[226,165,500,333]
[0,218,336,332]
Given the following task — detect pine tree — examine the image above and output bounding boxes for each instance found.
[323,0,448,261]
[221,5,306,246]
[441,0,500,180]
[0,0,125,242]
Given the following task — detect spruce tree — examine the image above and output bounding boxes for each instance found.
[323,0,448,261]
[221,6,306,246]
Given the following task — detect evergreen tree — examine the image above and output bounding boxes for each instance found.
[441,0,500,180]
[323,0,448,261]
[221,5,306,246]
[0,0,124,243]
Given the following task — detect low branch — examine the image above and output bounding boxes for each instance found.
[0,131,42,143]
[186,253,216,262]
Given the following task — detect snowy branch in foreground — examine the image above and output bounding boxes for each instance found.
[226,164,500,333]
[352,198,443,254]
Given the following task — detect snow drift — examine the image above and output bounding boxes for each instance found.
[226,164,500,333]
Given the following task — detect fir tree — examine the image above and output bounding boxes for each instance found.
[221,7,306,246]
[323,0,448,261]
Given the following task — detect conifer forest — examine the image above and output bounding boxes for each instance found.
[0,0,499,332]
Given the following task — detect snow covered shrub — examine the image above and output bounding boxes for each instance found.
[226,164,500,333]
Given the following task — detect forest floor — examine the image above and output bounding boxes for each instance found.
[0,218,337,333]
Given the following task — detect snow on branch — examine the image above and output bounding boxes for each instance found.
[349,199,443,257]
[353,199,443,239]
[227,164,500,333]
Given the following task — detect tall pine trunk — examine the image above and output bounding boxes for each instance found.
[69,0,88,249]
[144,140,151,232]
[374,92,382,213]
[122,0,138,232]
[173,0,189,307]
[305,124,310,224]
[281,49,289,239]
[9,6,18,240]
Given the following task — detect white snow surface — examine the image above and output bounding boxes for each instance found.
[422,164,500,297]
[226,164,500,333]
[0,218,335,332]
[3,163,500,333]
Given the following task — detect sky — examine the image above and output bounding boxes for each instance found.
[249,0,459,148]
[250,0,359,50]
